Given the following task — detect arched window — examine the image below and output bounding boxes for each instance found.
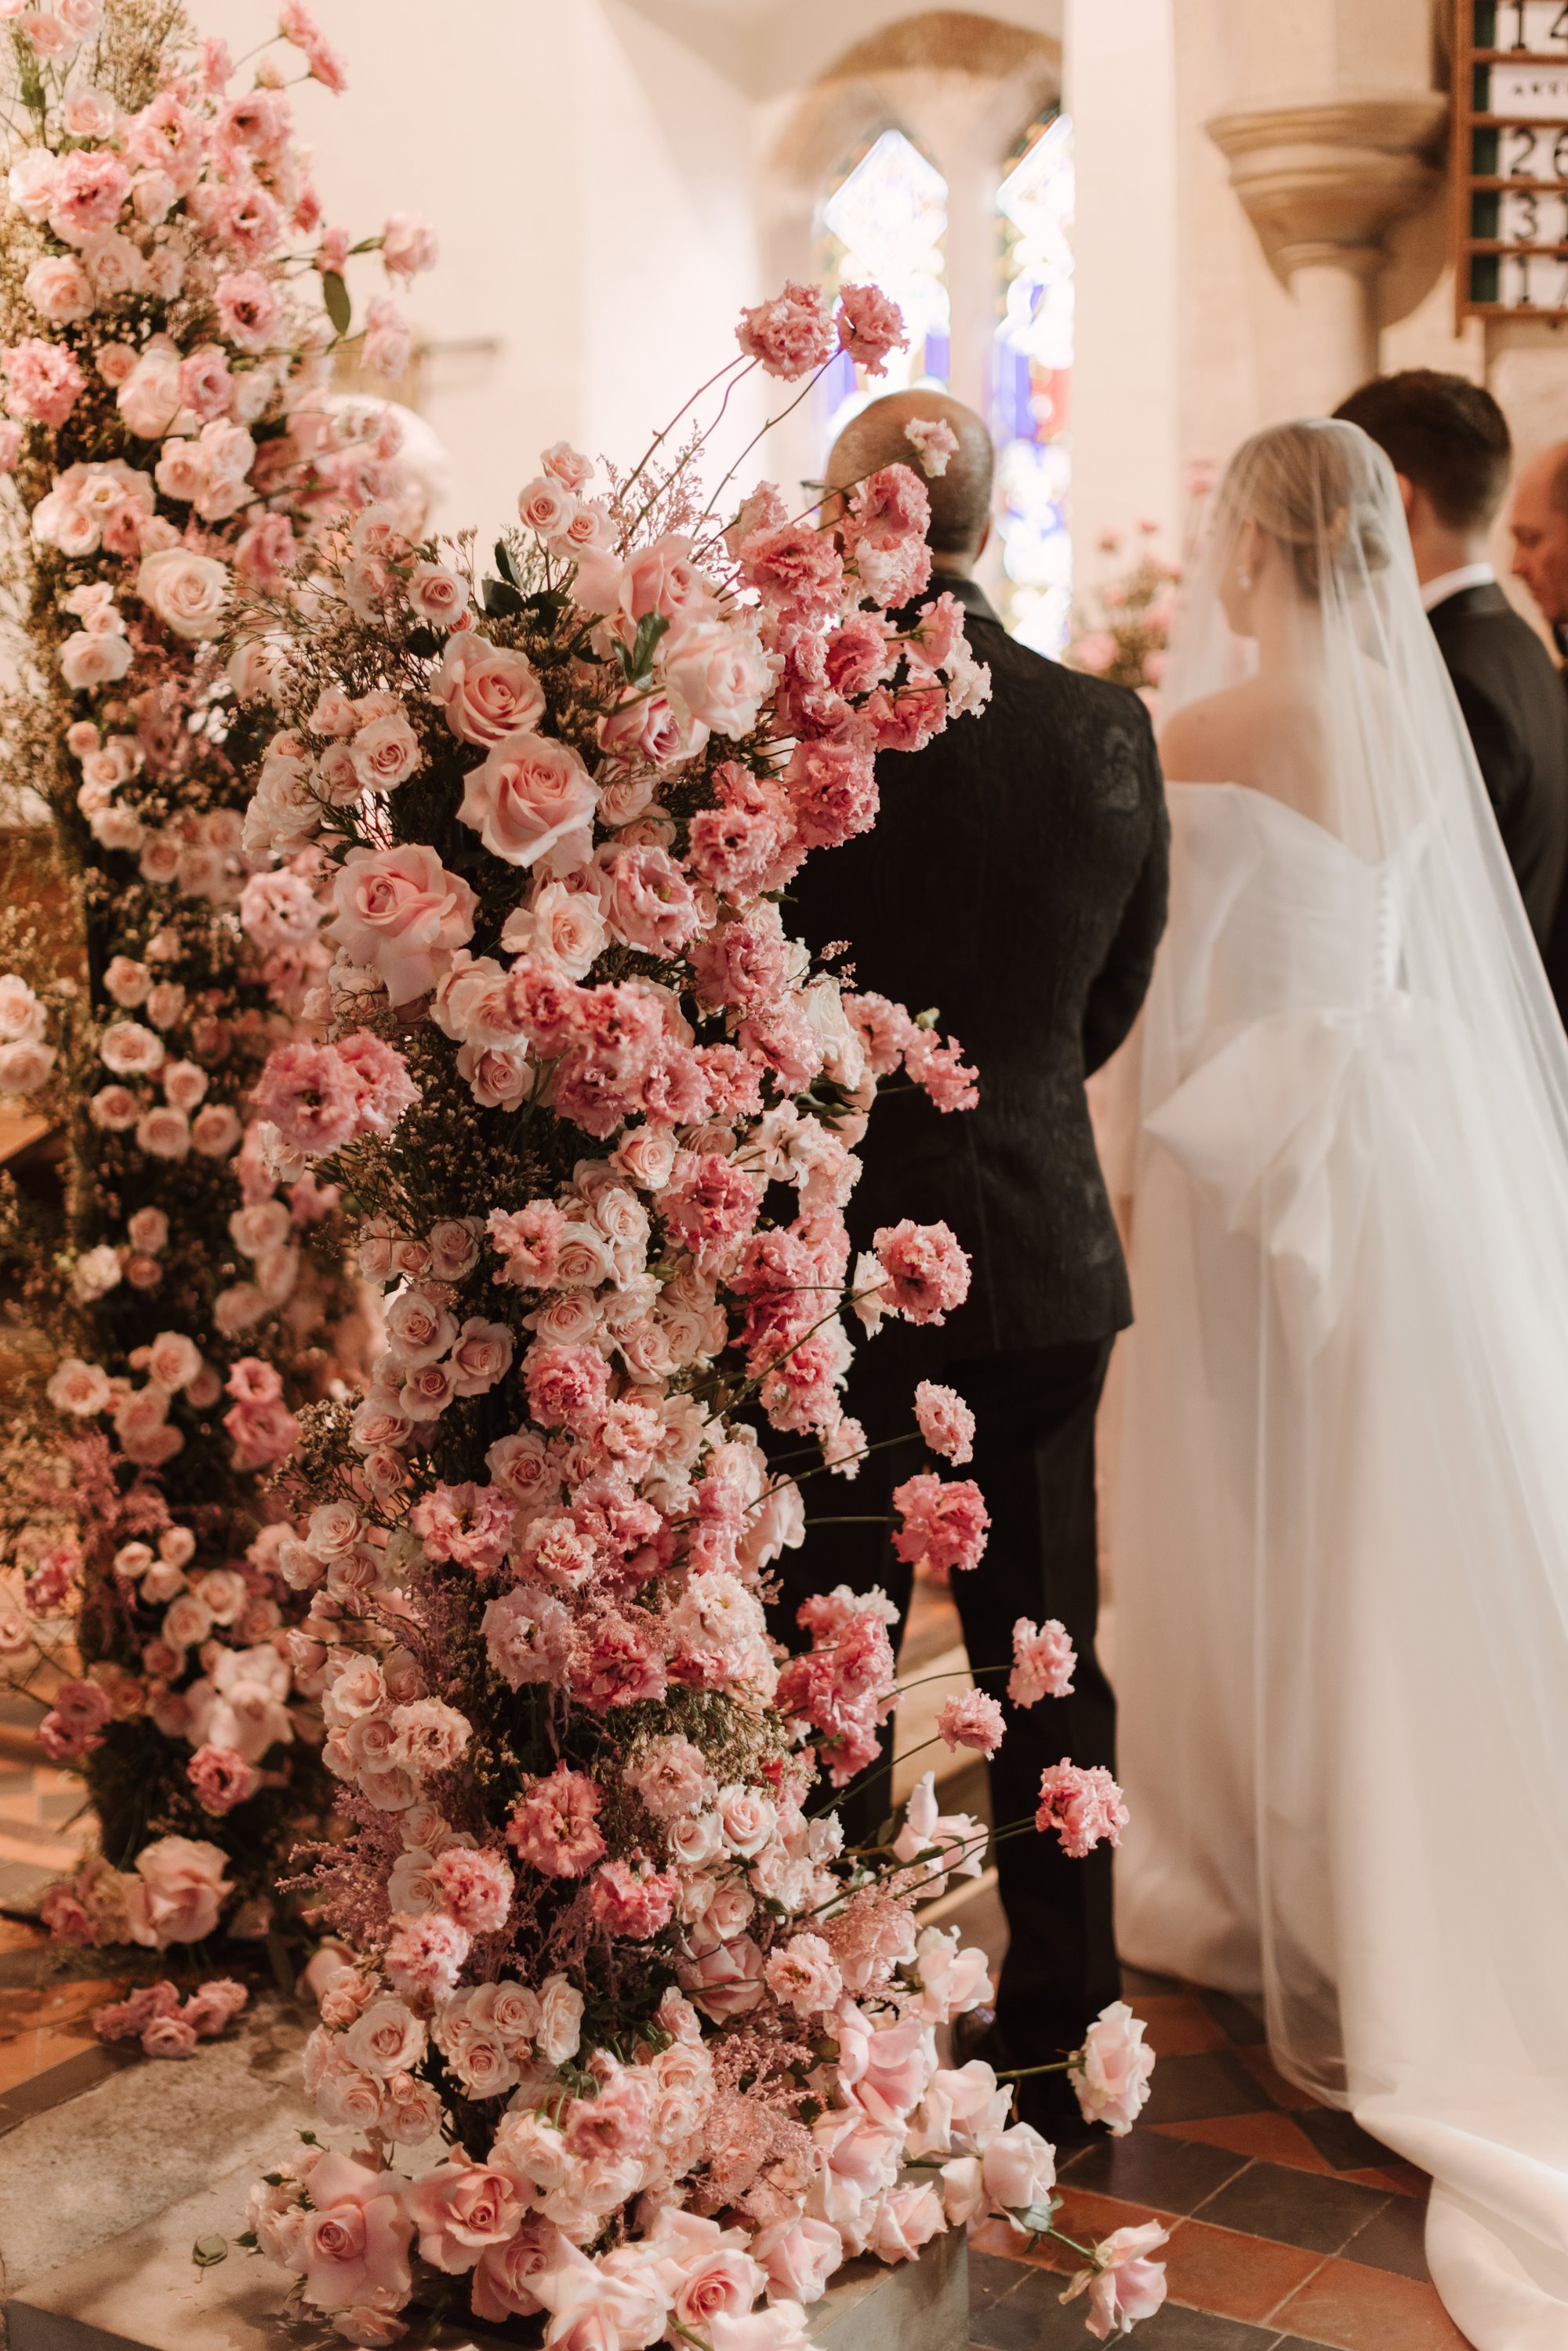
[991,110,1074,652]
[815,126,950,454]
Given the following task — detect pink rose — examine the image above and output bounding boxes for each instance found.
[1069,2000,1156,2136]
[405,2160,530,2273]
[469,2216,559,2322]
[1062,2222,1170,2339]
[328,843,477,1005]
[980,2121,1056,2216]
[750,2217,841,2307]
[136,547,229,640]
[295,2149,413,2316]
[432,636,544,745]
[140,2013,200,2059]
[457,730,597,874]
[24,254,93,322]
[122,1835,231,1948]
[187,1743,259,1815]
[662,616,771,738]
[866,2182,944,2262]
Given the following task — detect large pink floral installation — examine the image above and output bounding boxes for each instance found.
[234,282,1165,2340]
[0,0,436,1942]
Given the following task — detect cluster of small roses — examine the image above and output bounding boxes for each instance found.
[93,1965,248,2058]
[237,282,1162,2343]
[0,0,434,1942]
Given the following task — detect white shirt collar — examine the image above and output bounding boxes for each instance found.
[1421,561,1496,613]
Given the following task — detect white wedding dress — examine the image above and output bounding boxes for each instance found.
[1110,423,1568,2350]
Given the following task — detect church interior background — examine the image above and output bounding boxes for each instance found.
[0,8,1555,2347]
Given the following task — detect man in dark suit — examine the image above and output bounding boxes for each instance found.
[1335,373,1568,1008]
[780,390,1168,2133]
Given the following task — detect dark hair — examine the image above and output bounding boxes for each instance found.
[1332,370,1512,532]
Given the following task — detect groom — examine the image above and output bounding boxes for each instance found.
[781,391,1169,2134]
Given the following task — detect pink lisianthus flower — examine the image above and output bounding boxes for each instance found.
[913,1379,975,1465]
[891,1472,990,1579]
[873,1217,971,1325]
[336,1029,419,1138]
[1035,1760,1129,1859]
[1009,1615,1076,1705]
[506,1764,606,1879]
[836,283,907,376]
[1061,2221,1170,2341]
[904,414,960,476]
[1069,2000,1156,2137]
[2,336,86,427]
[936,1689,1006,1756]
[736,281,836,379]
[905,1027,979,1114]
[252,1040,360,1155]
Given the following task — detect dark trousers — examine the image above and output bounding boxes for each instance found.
[772,1335,1120,2061]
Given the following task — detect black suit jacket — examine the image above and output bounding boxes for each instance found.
[1428,582,1568,997]
[793,576,1169,1357]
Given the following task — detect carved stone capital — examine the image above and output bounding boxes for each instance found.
[1206,93,1450,278]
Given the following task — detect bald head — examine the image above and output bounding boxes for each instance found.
[1509,438,1568,634]
[827,390,994,569]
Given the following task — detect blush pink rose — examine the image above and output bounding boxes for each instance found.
[122,1835,231,1948]
[433,635,544,746]
[405,2160,530,2274]
[328,843,478,1005]
[296,2149,413,2316]
[457,730,597,874]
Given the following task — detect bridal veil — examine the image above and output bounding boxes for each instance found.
[1110,419,1568,2348]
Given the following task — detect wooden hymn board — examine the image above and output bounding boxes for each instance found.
[1457,0,1568,322]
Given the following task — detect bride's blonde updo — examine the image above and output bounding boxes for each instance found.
[1220,420,1394,597]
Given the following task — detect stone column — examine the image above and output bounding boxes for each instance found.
[1206,95,1449,412]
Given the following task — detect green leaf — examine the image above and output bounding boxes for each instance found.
[322,271,352,339]
[1014,2195,1061,2236]
[404,624,440,659]
[630,609,670,681]
[495,540,526,592]
[482,577,524,619]
[913,1005,940,1030]
[192,2236,229,2270]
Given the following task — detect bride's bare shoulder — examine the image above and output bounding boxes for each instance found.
[1157,680,1267,784]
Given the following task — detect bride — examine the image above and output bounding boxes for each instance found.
[1109,418,1568,2349]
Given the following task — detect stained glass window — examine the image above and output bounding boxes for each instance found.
[815,127,950,454]
[991,111,1074,653]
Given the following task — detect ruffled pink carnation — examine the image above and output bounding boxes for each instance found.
[937,1689,1006,1756]
[837,283,908,376]
[587,1856,677,1940]
[891,1472,990,1579]
[487,1199,568,1288]
[782,735,879,852]
[383,1911,471,2000]
[1010,1616,1077,1706]
[874,1218,971,1325]
[506,1764,605,1878]
[914,1379,975,1465]
[660,1151,763,1271]
[522,1340,610,1435]
[426,1844,514,1935]
[410,1481,514,1575]
[735,281,835,379]
[1035,1760,1129,1859]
